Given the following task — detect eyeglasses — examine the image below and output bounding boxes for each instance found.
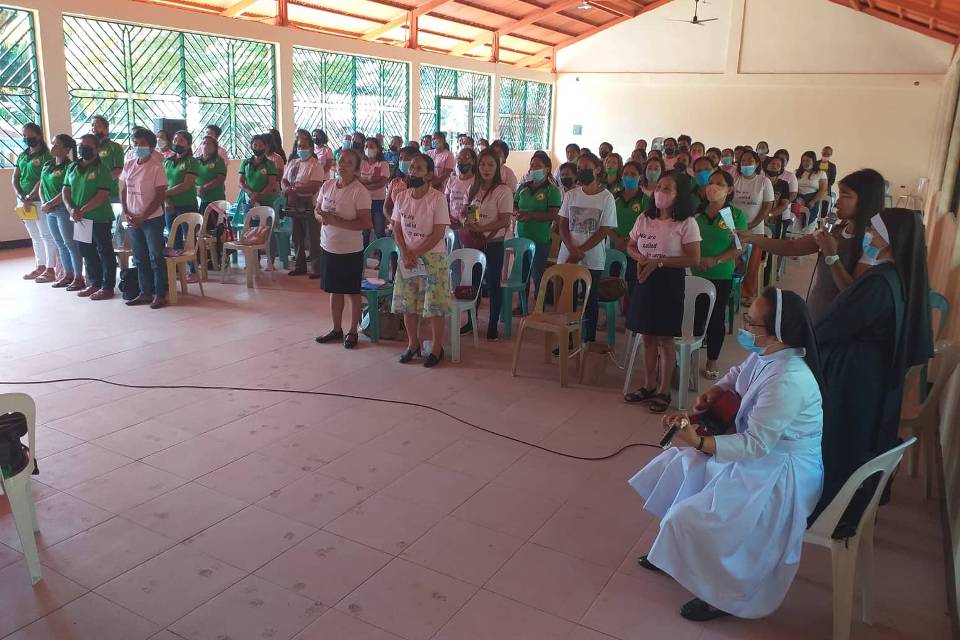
[741,313,767,330]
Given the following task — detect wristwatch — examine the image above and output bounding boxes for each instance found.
[657,260,664,269]
[824,255,840,266]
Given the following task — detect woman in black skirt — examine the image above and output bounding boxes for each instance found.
[313,149,373,349]
[624,171,702,413]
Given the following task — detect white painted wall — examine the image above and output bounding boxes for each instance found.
[554,0,950,200]
[0,0,551,243]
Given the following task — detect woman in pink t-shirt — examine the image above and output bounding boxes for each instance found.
[385,144,416,230]
[444,146,477,235]
[391,152,451,368]
[359,137,391,247]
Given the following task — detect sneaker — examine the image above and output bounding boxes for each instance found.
[486,325,499,342]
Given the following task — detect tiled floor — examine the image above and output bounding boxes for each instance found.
[0,247,952,640]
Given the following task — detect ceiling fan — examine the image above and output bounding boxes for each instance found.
[668,0,718,25]
[576,0,592,10]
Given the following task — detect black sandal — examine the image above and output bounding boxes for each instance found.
[637,555,664,574]
[648,393,672,414]
[343,332,359,349]
[315,329,344,344]
[399,346,421,363]
[679,598,730,622]
[624,387,657,404]
[423,348,444,368]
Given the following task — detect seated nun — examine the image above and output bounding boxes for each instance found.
[628,287,824,622]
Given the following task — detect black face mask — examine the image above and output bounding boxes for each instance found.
[389,145,400,153]
[456,162,472,175]
[252,148,266,157]
[172,144,187,155]
[352,142,363,150]
[23,136,38,148]
[560,177,574,189]
[599,150,609,159]
[78,145,95,161]
[674,162,687,173]
[406,176,426,189]
[313,138,324,147]
[664,147,676,156]
[576,169,595,185]
[766,168,783,177]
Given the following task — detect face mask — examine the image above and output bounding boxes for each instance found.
[757,148,768,156]
[314,138,324,147]
[134,146,151,160]
[674,162,687,173]
[365,149,377,160]
[158,139,169,150]
[654,191,676,209]
[23,136,38,148]
[399,160,411,174]
[645,169,661,184]
[695,170,712,187]
[78,145,95,161]
[741,165,756,176]
[860,231,882,264]
[605,167,617,178]
[431,140,440,150]
[599,150,609,159]
[802,162,813,171]
[172,144,186,155]
[560,177,574,189]
[621,176,640,191]
[576,168,595,185]
[737,329,766,353]
[652,142,663,152]
[705,183,727,203]
[352,142,364,150]
[766,168,783,177]
[458,162,473,176]
[406,175,426,189]
[389,145,399,153]
[720,156,733,166]
[298,149,312,160]
[343,138,352,148]
[664,146,676,156]
[528,168,545,182]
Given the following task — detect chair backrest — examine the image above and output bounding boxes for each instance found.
[883,180,893,209]
[363,237,399,282]
[166,212,203,252]
[806,438,916,542]
[449,248,487,303]
[915,177,929,196]
[733,244,752,279]
[0,393,36,487]
[535,263,592,314]
[930,290,950,340]
[242,205,275,246]
[603,248,628,279]
[445,228,456,254]
[909,342,960,425]
[201,200,230,233]
[504,237,536,284]
[681,275,716,340]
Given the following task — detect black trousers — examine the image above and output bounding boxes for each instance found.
[693,278,733,361]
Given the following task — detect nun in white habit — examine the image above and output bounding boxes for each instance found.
[629,287,825,622]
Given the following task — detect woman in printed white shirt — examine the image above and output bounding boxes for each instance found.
[795,150,829,230]
[623,170,702,413]
[391,153,451,368]
[444,146,477,249]
[313,149,373,350]
[733,149,774,305]
[359,137,391,247]
[282,134,324,278]
[460,148,514,341]
[557,153,618,345]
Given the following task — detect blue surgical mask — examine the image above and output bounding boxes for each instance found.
[297,149,311,160]
[645,169,661,184]
[528,169,545,182]
[860,231,882,264]
[736,329,765,353]
[134,147,151,160]
[695,170,712,187]
[621,176,640,191]
[398,160,411,174]
[740,165,756,176]
[431,139,440,150]
[720,156,733,166]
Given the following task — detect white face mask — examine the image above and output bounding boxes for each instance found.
[365,149,377,160]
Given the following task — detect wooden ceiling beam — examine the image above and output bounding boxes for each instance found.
[872,0,960,24]
[861,6,959,43]
[276,0,288,25]
[447,0,583,56]
[452,0,582,36]
[360,0,456,41]
[221,0,260,18]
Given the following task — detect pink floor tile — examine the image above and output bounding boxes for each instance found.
[485,543,614,622]
[531,503,647,568]
[366,421,466,462]
[34,443,132,490]
[495,449,599,502]
[256,473,373,528]
[5,591,159,640]
[433,588,576,640]
[400,516,524,585]
[314,444,420,491]
[195,451,307,503]
[565,470,654,528]
[260,429,358,472]
[65,462,185,513]
[32,427,83,459]
[0,542,22,569]
[94,543,245,626]
[427,435,529,480]
[380,462,487,513]
[91,420,196,460]
[167,575,324,640]
[204,412,309,455]
[0,560,88,638]
[452,481,562,539]
[141,434,251,481]
[184,505,315,572]
[335,558,477,640]
[0,492,113,551]
[39,517,174,588]
[293,608,403,640]
[324,492,445,555]
[121,482,247,541]
[255,530,392,606]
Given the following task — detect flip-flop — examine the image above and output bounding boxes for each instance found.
[637,555,664,574]
[624,387,657,404]
[648,393,672,414]
[679,598,730,622]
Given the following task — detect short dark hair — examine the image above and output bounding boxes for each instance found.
[133,128,157,149]
[174,129,193,145]
[206,124,222,137]
[491,139,510,158]
[565,143,580,153]
[91,115,109,129]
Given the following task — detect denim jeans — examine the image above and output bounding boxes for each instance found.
[470,240,504,327]
[129,216,168,298]
[164,204,194,250]
[78,221,117,290]
[46,205,83,275]
[521,241,552,303]
[363,199,386,248]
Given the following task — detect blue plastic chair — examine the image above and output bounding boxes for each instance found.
[499,238,537,338]
[600,248,627,348]
[727,244,753,335]
[919,290,950,400]
[360,237,400,342]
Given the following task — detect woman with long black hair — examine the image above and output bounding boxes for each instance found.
[813,208,933,517]
[41,134,83,290]
[630,287,824,622]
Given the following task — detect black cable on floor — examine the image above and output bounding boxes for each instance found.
[0,378,662,461]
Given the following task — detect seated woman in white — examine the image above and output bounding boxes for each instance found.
[629,287,824,622]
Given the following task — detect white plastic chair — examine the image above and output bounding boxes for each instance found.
[0,393,41,584]
[221,205,275,288]
[445,228,456,255]
[804,438,916,640]
[165,212,205,305]
[446,248,487,363]
[895,177,928,210]
[622,275,716,410]
[900,341,960,497]
[198,199,230,282]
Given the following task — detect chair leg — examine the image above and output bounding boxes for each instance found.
[470,307,479,349]
[677,345,691,410]
[511,324,525,376]
[924,433,936,499]
[558,329,570,388]
[166,259,178,305]
[220,248,229,281]
[544,331,553,364]
[198,243,207,282]
[196,262,205,297]
[245,251,254,288]
[606,303,616,349]
[501,290,513,338]
[829,540,858,640]
[449,309,461,363]
[623,332,641,395]
[7,478,42,585]
[859,517,875,624]
[367,294,380,343]
[179,262,188,294]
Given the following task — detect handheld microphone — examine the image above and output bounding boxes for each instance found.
[822,207,839,232]
[660,416,690,449]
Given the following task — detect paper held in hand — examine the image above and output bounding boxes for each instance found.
[15,205,37,220]
[398,257,427,279]
[718,206,742,250]
[73,219,93,243]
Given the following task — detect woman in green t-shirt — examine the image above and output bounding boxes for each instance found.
[602,152,623,198]
[40,134,83,290]
[13,122,55,282]
[612,161,650,299]
[163,129,199,251]
[196,135,227,227]
[514,150,562,305]
[691,169,747,379]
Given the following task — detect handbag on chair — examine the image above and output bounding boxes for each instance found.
[239,225,270,245]
[0,412,32,479]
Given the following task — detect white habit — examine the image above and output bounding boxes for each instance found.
[629,348,824,618]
